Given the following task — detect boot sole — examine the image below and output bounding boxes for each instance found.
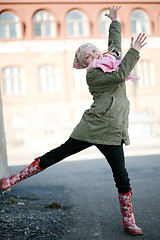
[125,228,143,235]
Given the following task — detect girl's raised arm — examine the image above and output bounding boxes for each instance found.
[105,6,122,57]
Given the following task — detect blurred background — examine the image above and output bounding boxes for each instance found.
[0,0,160,165]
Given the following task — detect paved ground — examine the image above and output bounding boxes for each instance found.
[1,152,160,240]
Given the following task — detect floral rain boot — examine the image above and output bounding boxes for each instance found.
[0,157,44,191]
[118,188,142,235]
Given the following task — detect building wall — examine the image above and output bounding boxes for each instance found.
[0,0,160,155]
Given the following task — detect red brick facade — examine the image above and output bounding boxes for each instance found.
[0,0,160,150]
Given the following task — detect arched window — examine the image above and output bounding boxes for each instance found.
[98,9,111,36]
[38,65,61,93]
[66,10,89,37]
[0,11,21,39]
[130,10,150,34]
[33,10,56,37]
[2,66,26,95]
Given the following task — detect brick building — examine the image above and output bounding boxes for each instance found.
[0,0,160,152]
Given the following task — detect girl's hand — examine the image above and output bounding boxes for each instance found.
[105,5,121,21]
[130,33,147,52]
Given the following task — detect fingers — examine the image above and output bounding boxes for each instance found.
[111,5,121,11]
[105,13,109,17]
[130,36,134,45]
[132,33,147,51]
[105,5,121,16]
[113,5,121,11]
[136,33,147,45]
[137,33,147,41]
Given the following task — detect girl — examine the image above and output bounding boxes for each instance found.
[0,6,147,236]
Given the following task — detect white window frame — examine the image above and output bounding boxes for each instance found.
[98,9,111,36]
[38,65,61,93]
[66,10,89,37]
[130,9,150,35]
[33,10,56,37]
[133,60,155,87]
[0,11,21,39]
[2,66,26,95]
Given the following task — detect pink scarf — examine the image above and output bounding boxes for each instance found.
[86,53,139,83]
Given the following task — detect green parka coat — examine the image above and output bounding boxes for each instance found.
[70,21,140,146]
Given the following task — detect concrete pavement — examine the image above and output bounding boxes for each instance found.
[5,153,160,240]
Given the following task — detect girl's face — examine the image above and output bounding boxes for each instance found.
[85,46,103,65]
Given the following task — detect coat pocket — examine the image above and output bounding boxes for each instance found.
[101,96,115,119]
[86,96,115,119]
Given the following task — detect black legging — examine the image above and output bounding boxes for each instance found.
[39,138,130,193]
